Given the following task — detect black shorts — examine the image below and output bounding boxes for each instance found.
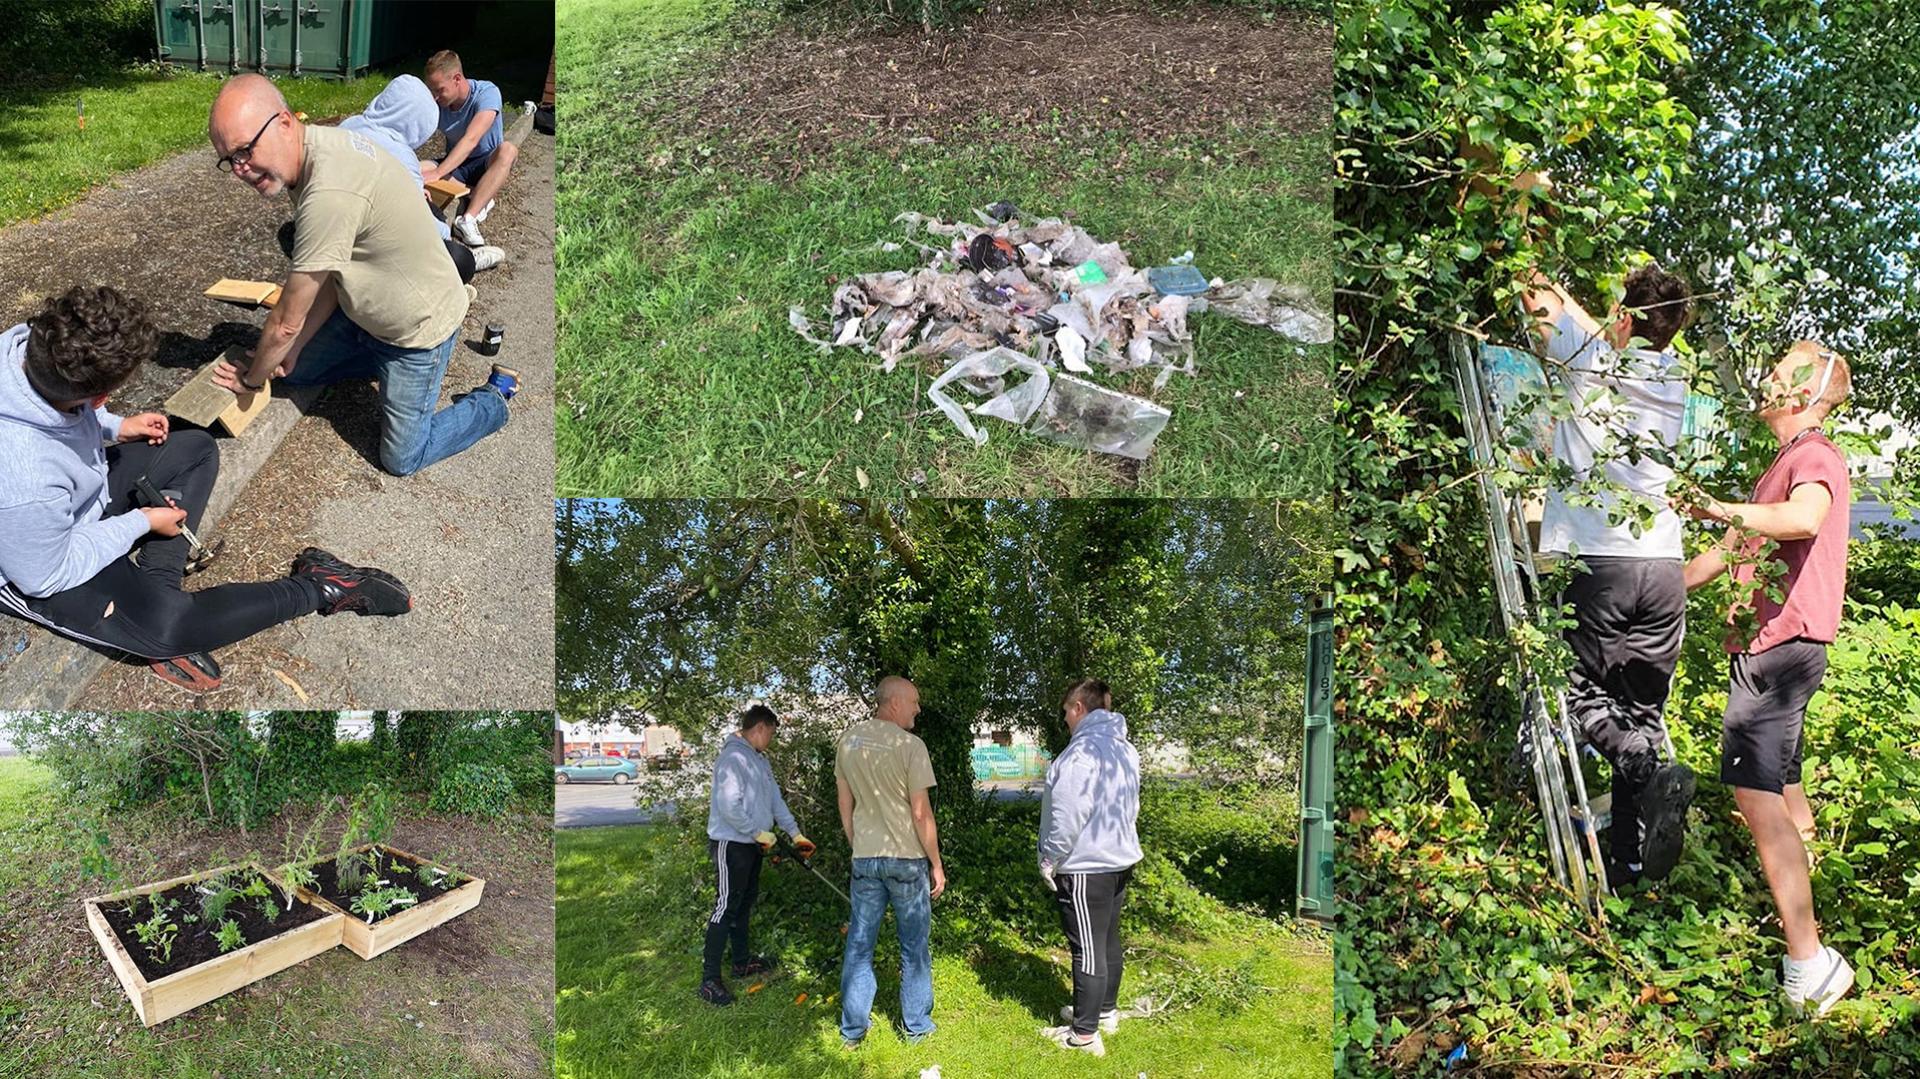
[1719,639,1829,793]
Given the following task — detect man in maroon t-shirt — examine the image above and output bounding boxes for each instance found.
[1680,340,1854,1018]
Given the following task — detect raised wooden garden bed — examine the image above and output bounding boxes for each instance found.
[270,843,485,960]
[82,862,346,1026]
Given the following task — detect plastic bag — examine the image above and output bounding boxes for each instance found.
[1023,373,1171,460]
[1203,278,1335,344]
[926,348,1053,446]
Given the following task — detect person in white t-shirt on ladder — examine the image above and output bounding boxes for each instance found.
[1523,262,1697,891]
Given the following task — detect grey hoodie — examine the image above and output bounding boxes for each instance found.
[1039,708,1143,874]
[0,323,144,598]
[707,733,801,844]
[339,75,450,240]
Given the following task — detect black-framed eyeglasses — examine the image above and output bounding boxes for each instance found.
[216,113,279,173]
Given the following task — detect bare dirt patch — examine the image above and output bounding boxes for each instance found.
[643,2,1332,179]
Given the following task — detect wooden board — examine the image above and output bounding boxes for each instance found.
[270,843,486,960]
[163,347,271,436]
[82,861,346,1027]
[424,177,469,210]
[203,279,282,307]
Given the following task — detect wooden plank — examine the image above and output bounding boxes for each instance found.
[163,347,272,436]
[271,844,485,960]
[203,278,281,306]
[81,861,346,1027]
[424,178,469,210]
[83,896,153,1025]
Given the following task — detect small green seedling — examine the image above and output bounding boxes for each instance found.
[214,918,244,953]
[349,885,418,924]
[132,904,178,965]
[261,898,280,922]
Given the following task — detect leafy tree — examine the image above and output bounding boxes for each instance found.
[1660,0,1920,415]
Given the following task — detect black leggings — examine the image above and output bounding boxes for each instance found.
[444,239,475,283]
[0,431,321,659]
[702,839,763,980]
[1055,866,1133,1035]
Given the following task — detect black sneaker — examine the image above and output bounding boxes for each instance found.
[1603,855,1643,891]
[697,978,733,1006]
[732,955,775,977]
[292,547,412,617]
[1638,763,1695,881]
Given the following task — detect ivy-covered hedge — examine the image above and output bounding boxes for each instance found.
[1335,0,1920,1073]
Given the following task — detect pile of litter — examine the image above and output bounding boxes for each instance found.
[789,206,1332,460]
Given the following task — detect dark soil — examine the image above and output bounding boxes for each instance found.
[99,868,328,983]
[307,846,463,923]
[634,2,1332,180]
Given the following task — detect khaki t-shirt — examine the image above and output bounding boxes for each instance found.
[835,718,936,859]
[291,125,467,349]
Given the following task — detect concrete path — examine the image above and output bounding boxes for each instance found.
[0,127,556,709]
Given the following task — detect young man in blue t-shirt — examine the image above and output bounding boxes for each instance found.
[421,49,523,247]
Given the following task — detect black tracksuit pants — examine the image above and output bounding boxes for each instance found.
[703,839,764,981]
[1054,866,1133,1036]
[1560,556,1685,864]
[1,432,322,659]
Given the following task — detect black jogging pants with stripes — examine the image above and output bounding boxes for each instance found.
[1053,865,1134,1036]
[702,838,764,982]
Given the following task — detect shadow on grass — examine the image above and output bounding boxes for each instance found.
[970,937,1066,1021]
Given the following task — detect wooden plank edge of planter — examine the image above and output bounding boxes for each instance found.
[265,843,486,960]
[80,861,347,1027]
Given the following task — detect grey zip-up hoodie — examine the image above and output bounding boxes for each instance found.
[0,324,144,598]
[1038,709,1143,874]
[707,733,801,844]
[339,75,450,240]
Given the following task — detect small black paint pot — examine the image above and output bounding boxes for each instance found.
[481,323,505,356]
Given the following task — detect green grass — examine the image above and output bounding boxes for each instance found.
[556,823,1332,1078]
[0,756,549,1079]
[0,69,386,228]
[555,0,1335,497]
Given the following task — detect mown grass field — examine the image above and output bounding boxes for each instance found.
[556,820,1331,1079]
[555,0,1335,497]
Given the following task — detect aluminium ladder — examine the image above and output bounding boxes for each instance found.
[1451,333,1612,912]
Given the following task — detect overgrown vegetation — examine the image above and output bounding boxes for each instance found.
[3,713,554,833]
[1335,0,1920,1073]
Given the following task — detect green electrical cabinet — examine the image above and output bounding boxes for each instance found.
[1296,597,1335,922]
[153,0,441,79]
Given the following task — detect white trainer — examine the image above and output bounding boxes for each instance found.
[1040,1025,1105,1056]
[452,213,485,247]
[471,245,506,272]
[1057,1005,1118,1034]
[1784,946,1854,1018]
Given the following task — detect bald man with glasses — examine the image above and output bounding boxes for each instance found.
[206,75,518,477]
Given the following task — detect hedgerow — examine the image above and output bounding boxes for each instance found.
[1335,0,1920,1073]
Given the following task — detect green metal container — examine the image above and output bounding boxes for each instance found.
[1296,597,1335,922]
[152,0,439,79]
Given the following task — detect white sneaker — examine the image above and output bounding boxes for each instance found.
[471,245,506,272]
[452,213,485,246]
[1040,1025,1104,1056]
[473,198,496,224]
[1783,946,1854,1017]
[1057,1005,1118,1033]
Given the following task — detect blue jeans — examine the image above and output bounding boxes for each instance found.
[839,856,934,1042]
[284,308,507,476]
